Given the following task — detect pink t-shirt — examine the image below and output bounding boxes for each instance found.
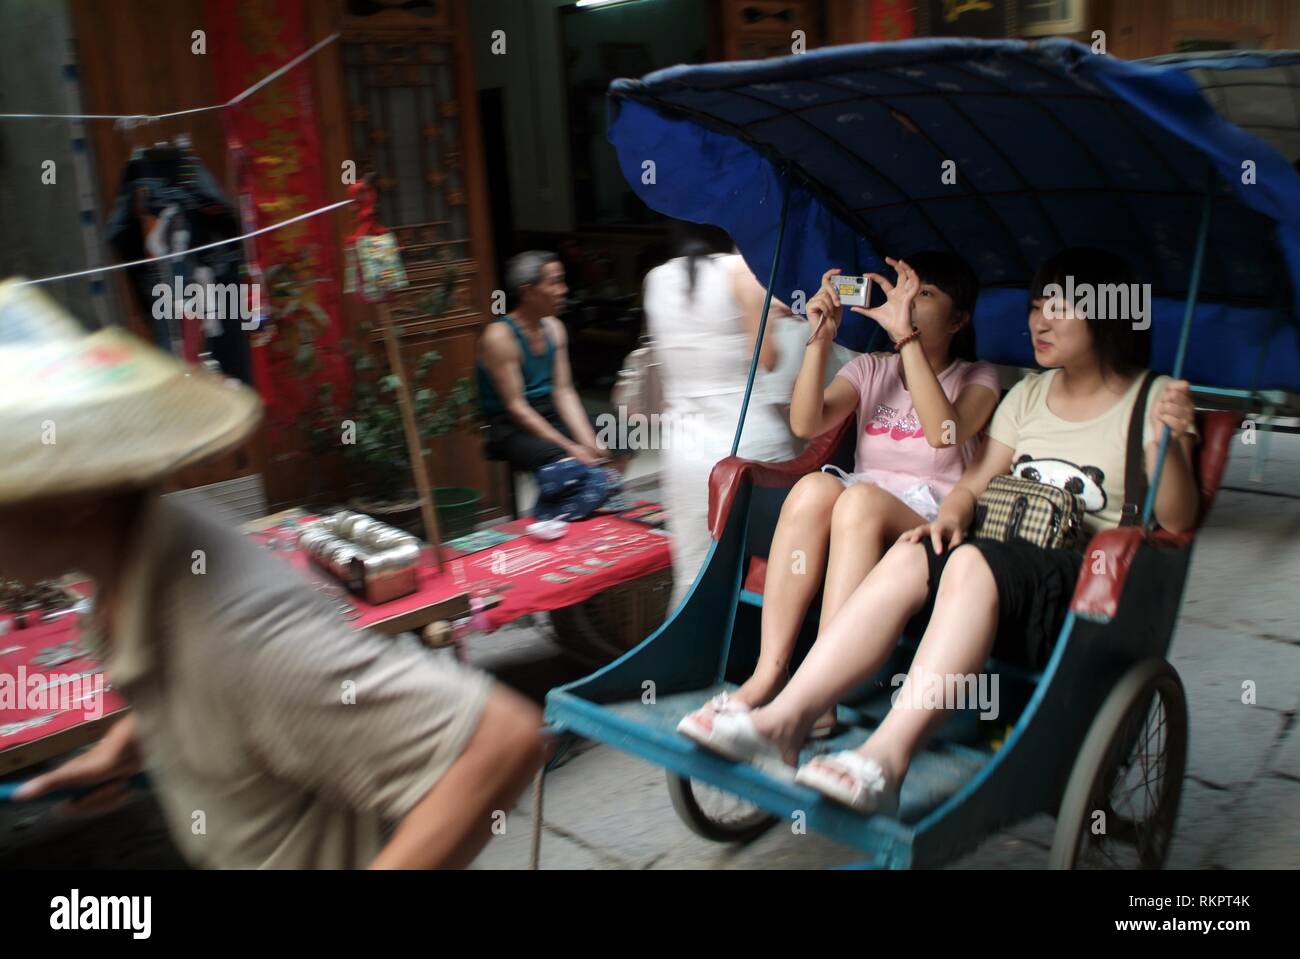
[834,352,1001,499]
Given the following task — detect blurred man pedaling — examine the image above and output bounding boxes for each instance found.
[0,280,544,869]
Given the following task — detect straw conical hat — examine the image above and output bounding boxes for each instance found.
[0,279,263,506]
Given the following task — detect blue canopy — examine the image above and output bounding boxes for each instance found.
[608,38,1300,392]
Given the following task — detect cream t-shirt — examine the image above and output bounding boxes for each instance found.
[987,370,1191,536]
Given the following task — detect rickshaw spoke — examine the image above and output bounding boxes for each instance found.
[1075,677,1180,869]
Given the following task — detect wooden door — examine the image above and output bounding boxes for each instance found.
[325,0,507,520]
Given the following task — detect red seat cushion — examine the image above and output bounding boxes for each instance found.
[708,414,856,540]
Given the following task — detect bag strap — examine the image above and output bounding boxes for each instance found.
[1119,370,1159,528]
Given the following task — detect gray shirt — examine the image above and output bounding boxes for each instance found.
[94,496,492,868]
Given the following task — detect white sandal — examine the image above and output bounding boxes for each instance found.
[675,691,750,741]
[795,751,900,816]
[679,709,795,782]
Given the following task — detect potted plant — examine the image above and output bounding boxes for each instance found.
[340,338,481,540]
[277,251,477,540]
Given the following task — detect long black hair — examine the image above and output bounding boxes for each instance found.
[905,250,979,361]
[1029,247,1151,377]
[670,220,734,298]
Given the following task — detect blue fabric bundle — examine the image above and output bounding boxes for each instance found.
[532,459,610,522]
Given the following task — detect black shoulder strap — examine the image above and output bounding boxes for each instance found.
[1120,370,1159,528]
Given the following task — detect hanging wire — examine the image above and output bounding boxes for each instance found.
[0,32,339,122]
[12,200,354,287]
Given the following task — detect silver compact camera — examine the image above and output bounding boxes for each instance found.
[832,274,873,306]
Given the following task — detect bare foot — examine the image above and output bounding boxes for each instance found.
[748,707,811,768]
[731,667,786,710]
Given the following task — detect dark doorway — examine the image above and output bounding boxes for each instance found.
[478,86,516,285]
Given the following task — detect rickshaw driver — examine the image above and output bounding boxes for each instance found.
[0,282,547,869]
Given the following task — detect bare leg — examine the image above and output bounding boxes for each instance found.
[372,686,546,869]
[734,471,845,706]
[749,540,933,765]
[764,540,998,790]
[852,545,998,785]
[699,481,924,732]
[746,480,922,707]
[818,484,925,632]
[808,485,925,729]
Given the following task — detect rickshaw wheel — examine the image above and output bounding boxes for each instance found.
[666,773,776,843]
[1050,658,1188,870]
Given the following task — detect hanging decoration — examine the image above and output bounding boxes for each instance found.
[206,0,350,440]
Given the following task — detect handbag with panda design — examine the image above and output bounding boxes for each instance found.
[970,372,1156,550]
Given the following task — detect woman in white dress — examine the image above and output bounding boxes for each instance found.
[643,223,802,609]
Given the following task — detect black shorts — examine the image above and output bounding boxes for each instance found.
[914,538,1083,671]
[484,395,583,472]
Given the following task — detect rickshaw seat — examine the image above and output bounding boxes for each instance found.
[714,409,1241,611]
[708,411,857,540]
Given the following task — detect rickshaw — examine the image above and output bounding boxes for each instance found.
[535,39,1300,869]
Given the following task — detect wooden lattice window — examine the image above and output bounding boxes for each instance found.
[342,40,472,271]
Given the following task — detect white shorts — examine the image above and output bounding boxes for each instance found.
[820,464,943,522]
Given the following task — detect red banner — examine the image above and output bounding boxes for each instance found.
[869,0,916,41]
[205,0,349,444]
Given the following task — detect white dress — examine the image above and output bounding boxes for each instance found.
[643,254,802,609]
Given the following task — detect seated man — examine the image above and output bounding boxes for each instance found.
[476,250,609,470]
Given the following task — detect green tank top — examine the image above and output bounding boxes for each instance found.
[475,316,555,415]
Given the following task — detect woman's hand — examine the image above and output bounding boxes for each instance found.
[1148,379,1195,441]
[899,516,965,554]
[858,257,920,342]
[805,268,845,345]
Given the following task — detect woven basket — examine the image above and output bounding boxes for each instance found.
[548,566,673,667]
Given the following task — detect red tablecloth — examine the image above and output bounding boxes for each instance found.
[257,513,671,631]
[457,515,671,630]
[0,587,128,759]
[2,513,670,757]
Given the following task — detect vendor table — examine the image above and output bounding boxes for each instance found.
[1,506,671,775]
